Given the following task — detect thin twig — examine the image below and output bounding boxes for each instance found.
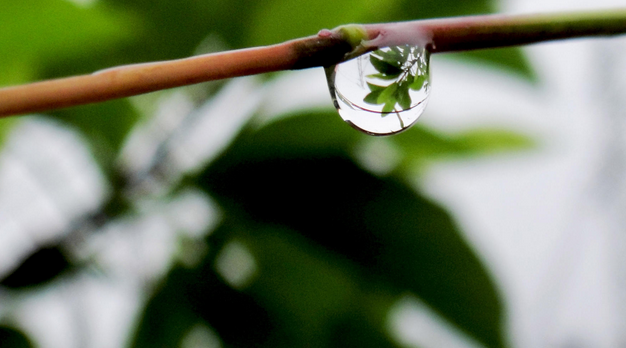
[1,8,625,117]
[405,8,626,52]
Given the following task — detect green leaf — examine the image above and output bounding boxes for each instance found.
[198,111,507,348]
[391,0,493,22]
[395,84,412,110]
[102,0,267,59]
[244,228,402,348]
[133,220,402,348]
[367,83,386,92]
[404,73,415,85]
[377,82,399,105]
[131,276,200,348]
[0,118,18,151]
[370,56,403,76]
[205,111,359,164]
[382,101,396,113]
[390,124,536,172]
[329,292,400,348]
[364,90,383,105]
[409,75,427,90]
[39,0,262,79]
[131,247,276,348]
[371,49,404,66]
[239,226,390,347]
[454,128,536,153]
[0,0,137,86]
[246,0,396,47]
[364,83,386,105]
[367,73,401,80]
[452,48,537,81]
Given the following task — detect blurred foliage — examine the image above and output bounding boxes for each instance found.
[248,0,394,47]
[0,0,136,86]
[0,118,17,149]
[0,0,538,347]
[192,112,506,347]
[392,123,535,172]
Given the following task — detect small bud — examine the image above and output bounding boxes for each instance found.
[335,24,368,50]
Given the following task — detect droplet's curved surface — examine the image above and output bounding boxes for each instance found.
[326,45,431,136]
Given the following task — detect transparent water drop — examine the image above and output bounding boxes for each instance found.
[325,45,431,136]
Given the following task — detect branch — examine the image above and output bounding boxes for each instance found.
[1,8,625,117]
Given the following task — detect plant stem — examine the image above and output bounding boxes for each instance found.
[365,8,626,52]
[1,8,625,117]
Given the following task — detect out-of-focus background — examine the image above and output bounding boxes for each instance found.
[1,0,625,347]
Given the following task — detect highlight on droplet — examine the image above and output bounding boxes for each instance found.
[325,45,430,136]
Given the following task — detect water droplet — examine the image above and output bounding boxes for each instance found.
[325,45,431,136]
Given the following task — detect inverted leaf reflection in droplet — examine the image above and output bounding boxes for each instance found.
[326,45,431,136]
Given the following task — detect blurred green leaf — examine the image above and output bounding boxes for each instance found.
[396,0,493,19]
[0,326,33,348]
[451,48,538,81]
[240,226,402,348]
[328,291,400,348]
[247,0,394,47]
[131,267,210,348]
[244,229,356,338]
[133,219,403,348]
[102,0,259,57]
[0,0,136,86]
[210,111,359,162]
[197,111,506,348]
[0,118,18,150]
[0,60,36,88]
[391,124,535,171]
[454,127,536,152]
[132,258,276,348]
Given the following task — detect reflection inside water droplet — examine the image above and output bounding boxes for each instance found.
[325,45,431,136]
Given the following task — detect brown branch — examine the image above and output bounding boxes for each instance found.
[1,8,625,117]
[0,37,351,117]
[414,8,626,52]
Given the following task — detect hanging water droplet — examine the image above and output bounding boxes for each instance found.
[325,45,431,136]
